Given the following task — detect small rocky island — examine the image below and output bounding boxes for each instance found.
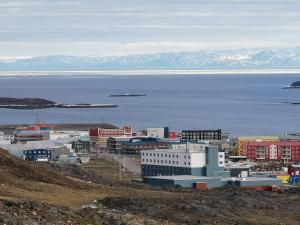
[284,81,300,89]
[109,93,146,97]
[0,98,118,109]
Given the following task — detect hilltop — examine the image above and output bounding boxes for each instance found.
[0,149,300,225]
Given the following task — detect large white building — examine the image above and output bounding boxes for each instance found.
[141,142,225,177]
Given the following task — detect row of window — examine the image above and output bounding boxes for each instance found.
[142,152,191,159]
[25,150,50,154]
[142,158,191,165]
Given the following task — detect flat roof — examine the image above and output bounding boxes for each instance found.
[142,148,206,153]
[146,175,220,180]
[221,177,280,182]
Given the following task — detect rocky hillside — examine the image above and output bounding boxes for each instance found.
[0,149,300,225]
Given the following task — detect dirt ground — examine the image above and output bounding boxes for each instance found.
[0,149,300,225]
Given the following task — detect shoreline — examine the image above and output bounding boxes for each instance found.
[0,123,118,131]
[0,98,118,110]
[0,69,300,77]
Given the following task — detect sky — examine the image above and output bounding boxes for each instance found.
[1,0,300,57]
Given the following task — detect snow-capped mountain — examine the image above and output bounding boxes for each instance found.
[1,47,300,71]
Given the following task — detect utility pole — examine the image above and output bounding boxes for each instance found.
[123,155,126,172]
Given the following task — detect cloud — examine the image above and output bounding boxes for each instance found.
[0,0,300,56]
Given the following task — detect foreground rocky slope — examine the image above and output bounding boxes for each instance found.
[0,149,300,225]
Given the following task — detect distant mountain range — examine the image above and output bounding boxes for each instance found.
[1,47,300,71]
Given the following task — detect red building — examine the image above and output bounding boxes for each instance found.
[245,140,300,163]
[168,132,177,139]
[89,125,132,148]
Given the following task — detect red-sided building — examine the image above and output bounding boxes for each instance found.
[168,132,177,139]
[245,140,300,163]
[89,125,132,148]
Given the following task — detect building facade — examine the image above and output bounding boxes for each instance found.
[89,125,132,148]
[109,137,168,154]
[72,136,91,153]
[141,143,224,177]
[236,136,279,156]
[23,149,52,161]
[146,127,169,139]
[181,129,222,142]
[14,130,50,143]
[244,140,300,163]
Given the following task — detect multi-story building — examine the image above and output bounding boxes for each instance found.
[107,136,134,153]
[141,142,225,177]
[181,129,222,142]
[146,127,169,139]
[23,149,52,161]
[89,125,132,148]
[108,136,168,154]
[236,136,279,156]
[122,137,169,154]
[244,140,300,163]
[14,130,50,143]
[72,136,91,153]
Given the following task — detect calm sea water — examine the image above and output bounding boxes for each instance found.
[0,74,299,136]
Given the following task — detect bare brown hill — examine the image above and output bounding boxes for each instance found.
[0,149,84,188]
[1,149,300,225]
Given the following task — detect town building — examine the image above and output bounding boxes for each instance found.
[141,143,225,177]
[236,136,279,156]
[118,137,169,155]
[107,136,133,153]
[0,131,13,144]
[244,140,300,163]
[23,149,52,161]
[181,129,222,142]
[89,125,132,148]
[72,136,91,153]
[146,127,170,139]
[14,130,50,143]
[108,136,168,154]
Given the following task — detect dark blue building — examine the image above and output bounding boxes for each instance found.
[23,149,52,161]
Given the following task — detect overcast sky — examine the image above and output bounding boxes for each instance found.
[1,0,300,57]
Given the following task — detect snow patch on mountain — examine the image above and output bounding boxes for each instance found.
[0,47,300,71]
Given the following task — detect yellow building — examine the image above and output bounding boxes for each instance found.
[277,175,290,184]
[236,136,279,156]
